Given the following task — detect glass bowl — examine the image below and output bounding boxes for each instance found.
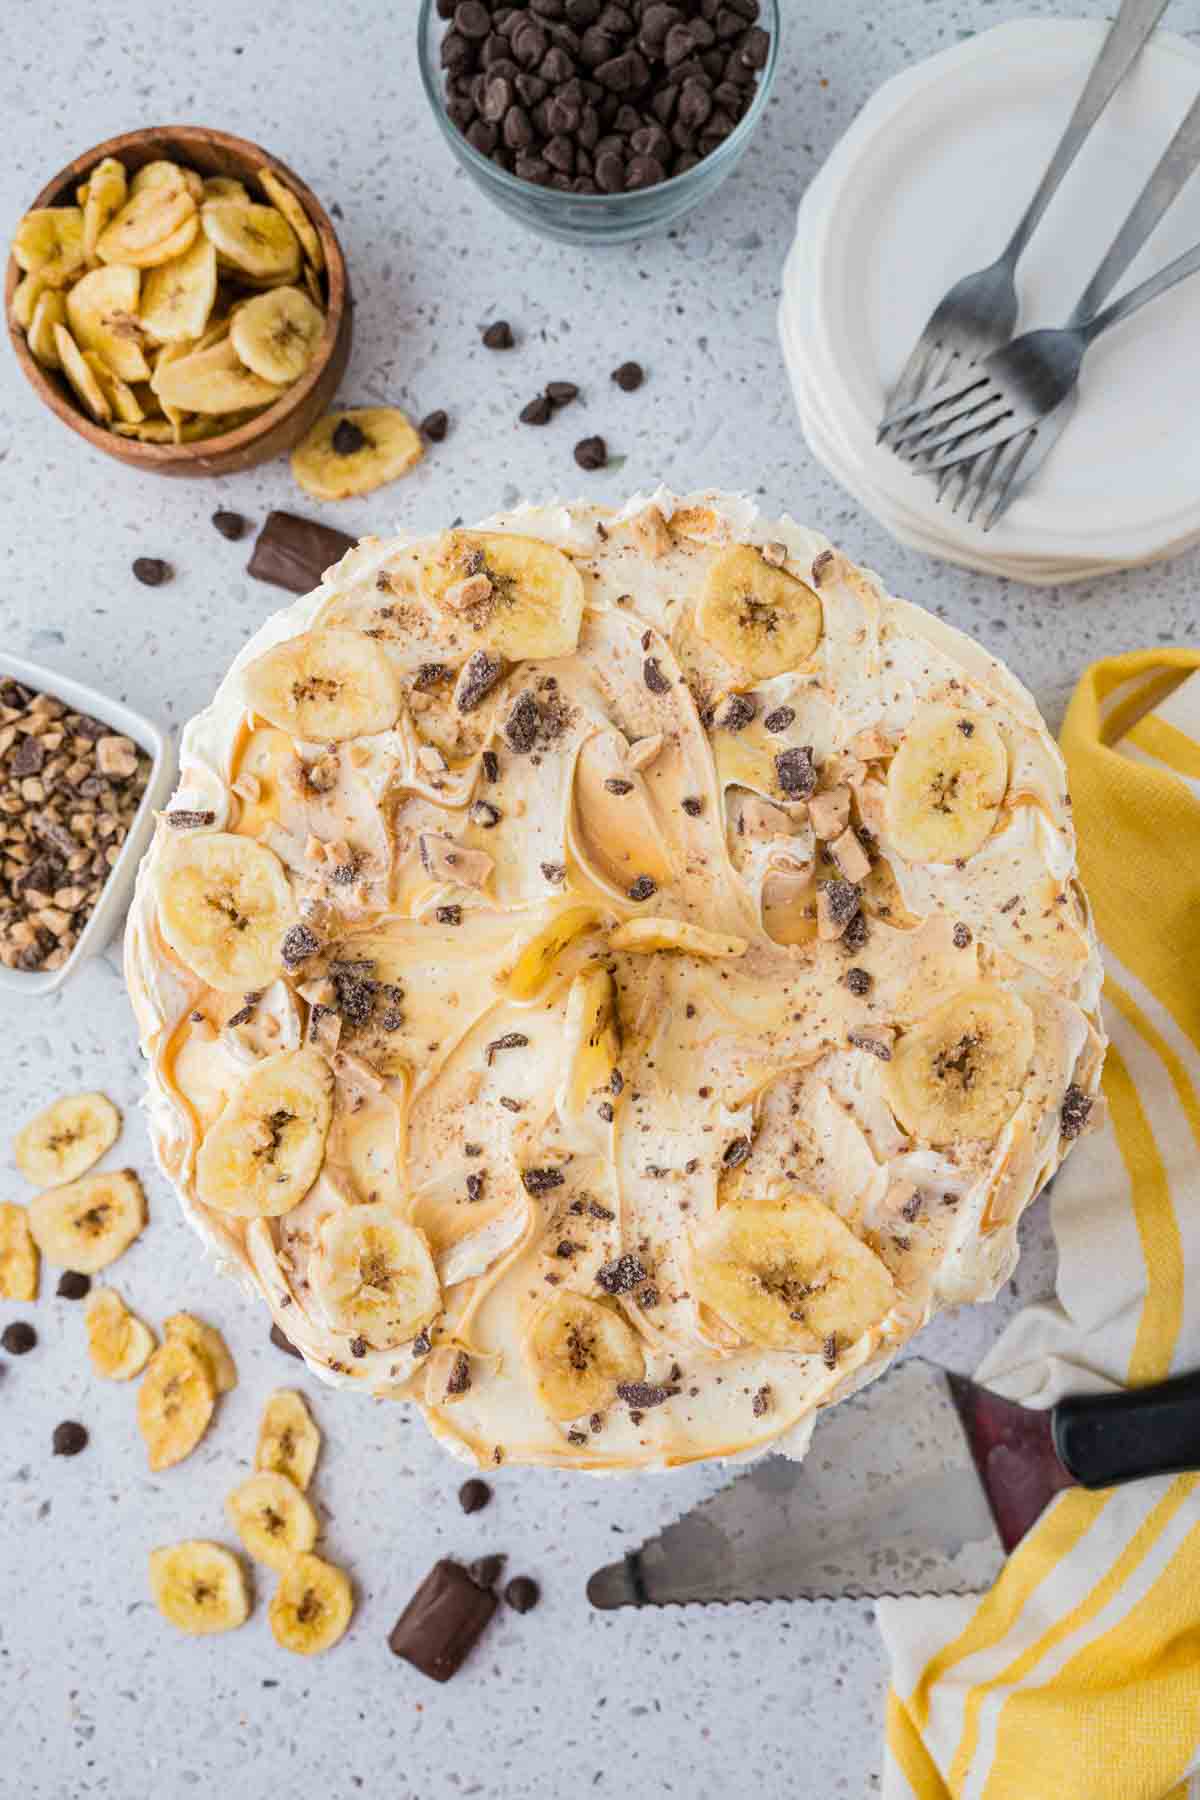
[417,0,780,246]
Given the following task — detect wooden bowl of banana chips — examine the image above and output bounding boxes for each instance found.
[4,125,351,477]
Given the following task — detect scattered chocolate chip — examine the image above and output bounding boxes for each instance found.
[1060,1085,1094,1141]
[458,1478,492,1514]
[421,409,450,442]
[763,706,795,733]
[470,1554,506,1589]
[520,394,553,426]
[56,1271,91,1301]
[902,1193,923,1223]
[643,656,671,695]
[722,1135,751,1169]
[574,434,608,471]
[211,509,249,541]
[616,1380,675,1408]
[2,1321,36,1355]
[281,922,321,967]
[952,922,973,948]
[132,557,172,588]
[612,360,645,391]
[456,649,507,713]
[844,967,871,996]
[164,809,216,830]
[596,1253,647,1294]
[776,744,816,796]
[248,511,357,595]
[331,418,368,457]
[52,1421,88,1457]
[388,1558,498,1682]
[546,380,579,407]
[437,903,463,926]
[681,795,703,817]
[604,776,634,795]
[522,1166,565,1197]
[270,1323,303,1360]
[505,1575,540,1613]
[482,320,515,349]
[486,1031,529,1064]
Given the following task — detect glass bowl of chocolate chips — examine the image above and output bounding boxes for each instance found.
[420,0,779,244]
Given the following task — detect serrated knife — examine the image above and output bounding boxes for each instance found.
[587,1357,1200,1607]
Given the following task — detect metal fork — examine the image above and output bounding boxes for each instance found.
[877,0,1169,443]
[883,85,1200,523]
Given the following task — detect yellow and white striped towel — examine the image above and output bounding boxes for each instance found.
[880,650,1200,1800]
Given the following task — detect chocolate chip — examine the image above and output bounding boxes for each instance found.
[412,1328,433,1358]
[212,510,249,541]
[56,1271,91,1301]
[596,1253,646,1294]
[481,749,500,782]
[470,1554,506,1589]
[763,706,795,733]
[350,1334,368,1359]
[522,1166,565,1197]
[775,744,816,796]
[248,511,356,595]
[331,418,368,456]
[627,874,656,901]
[2,1321,36,1355]
[545,380,579,407]
[52,1421,88,1457]
[437,903,463,926]
[643,656,671,695]
[715,692,756,731]
[681,795,703,817]
[270,1323,304,1360]
[421,410,450,442]
[520,394,553,425]
[466,1171,486,1202]
[1060,1085,1094,1141]
[845,967,871,996]
[459,1478,492,1514]
[953,923,972,949]
[574,434,608,471]
[722,1135,751,1169]
[604,776,634,795]
[482,320,515,349]
[505,1575,540,1613]
[470,799,502,828]
[133,557,172,588]
[388,1559,498,1682]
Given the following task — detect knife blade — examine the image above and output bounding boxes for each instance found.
[587,1357,1200,1607]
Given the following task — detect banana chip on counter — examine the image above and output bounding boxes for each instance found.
[149,1541,250,1635]
[268,1552,353,1655]
[86,1286,156,1380]
[0,1204,39,1301]
[256,1390,321,1491]
[290,407,423,501]
[14,1091,120,1186]
[29,1170,145,1273]
[226,1470,318,1571]
[137,1336,215,1471]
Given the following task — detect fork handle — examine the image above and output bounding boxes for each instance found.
[1003,0,1170,267]
[1082,237,1200,340]
[1070,90,1200,326]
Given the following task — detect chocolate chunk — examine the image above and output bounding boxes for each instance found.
[482,320,515,349]
[10,736,44,777]
[466,1171,486,1202]
[715,692,756,731]
[52,1421,88,1456]
[458,1478,492,1514]
[504,690,542,752]
[752,1385,771,1417]
[281,922,321,967]
[952,922,973,949]
[56,1271,91,1301]
[350,1334,368,1359]
[421,409,450,442]
[595,1253,646,1294]
[844,967,871,996]
[627,874,656,901]
[2,1321,36,1355]
[412,1328,432,1358]
[522,1166,565,1196]
[775,745,816,796]
[848,1027,893,1062]
[822,878,860,926]
[446,1351,472,1396]
[165,809,216,830]
[387,1559,498,1682]
[504,1575,540,1613]
[470,1554,506,1589]
[546,380,579,407]
[132,556,172,587]
[604,777,634,795]
[486,1031,530,1064]
[540,861,566,883]
[616,1380,675,1408]
[470,799,502,828]
[842,910,869,952]
[332,418,368,456]
[481,749,500,782]
[248,511,356,596]
[1060,1085,1094,1141]
[520,394,553,426]
[763,706,795,733]
[211,510,249,541]
[437,903,463,926]
[643,656,671,695]
[414,662,453,692]
[574,434,608,471]
[681,795,703,817]
[612,360,645,391]
[270,1323,304,1360]
[456,649,507,713]
[722,1135,751,1169]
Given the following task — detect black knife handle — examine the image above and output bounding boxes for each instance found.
[1053,1369,1200,1488]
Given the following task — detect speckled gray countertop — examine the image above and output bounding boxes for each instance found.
[2,1,1197,1795]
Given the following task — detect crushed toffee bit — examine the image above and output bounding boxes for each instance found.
[566,1427,588,1445]
[823,1334,839,1369]
[999,894,1020,914]
[466,1172,486,1203]
[643,657,671,695]
[499,1096,523,1113]
[842,910,869,952]
[821,878,860,927]
[952,923,972,949]
[165,809,215,830]
[596,1254,647,1295]
[456,649,507,713]
[849,1027,893,1061]
[464,1142,483,1157]
[627,874,656,902]
[609,1069,624,1095]
[540,861,566,884]
[446,1352,472,1396]
[639,1284,660,1308]
[481,749,500,783]
[763,706,795,733]
[681,795,704,817]
[281,922,321,967]
[957,718,976,737]
[1060,1085,1094,1141]
[715,692,756,732]
[844,967,871,996]
[350,1335,368,1359]
[436,904,463,926]
[522,1166,565,1196]
[598,1101,614,1123]
[470,799,502,828]
[225,1003,255,1029]
[752,1385,772,1417]
[486,1031,529,1064]
[504,690,542,753]
[811,549,835,585]
[604,777,634,795]
[414,662,453,691]
[588,1200,615,1221]
[901,1193,923,1223]
[722,1135,752,1169]
[776,744,817,797]
[412,1328,433,1358]
[616,1381,676,1409]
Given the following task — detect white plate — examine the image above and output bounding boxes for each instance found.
[780,18,1200,570]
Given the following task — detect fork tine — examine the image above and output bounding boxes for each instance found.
[981,430,1037,532]
[922,406,1020,470]
[966,443,1004,526]
[947,457,978,517]
[878,337,944,444]
[891,384,1000,456]
[878,361,986,440]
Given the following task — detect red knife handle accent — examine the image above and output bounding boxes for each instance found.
[1053,1369,1200,1488]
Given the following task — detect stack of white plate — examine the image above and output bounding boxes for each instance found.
[779,18,1200,585]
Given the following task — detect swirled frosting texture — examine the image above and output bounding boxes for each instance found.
[126,491,1104,1471]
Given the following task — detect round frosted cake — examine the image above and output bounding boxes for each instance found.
[126,490,1105,1471]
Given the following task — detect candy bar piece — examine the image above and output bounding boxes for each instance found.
[247,511,357,595]
[387,1558,497,1682]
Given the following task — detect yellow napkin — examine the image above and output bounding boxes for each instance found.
[879,650,1200,1800]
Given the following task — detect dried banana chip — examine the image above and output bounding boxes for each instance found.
[153,334,285,414]
[10,271,47,331]
[0,1203,39,1302]
[82,157,127,259]
[130,159,203,205]
[149,1541,249,1635]
[202,175,249,204]
[96,179,197,268]
[28,1168,145,1272]
[163,1312,237,1394]
[291,408,423,501]
[27,290,66,368]
[86,1286,156,1380]
[137,1337,216,1471]
[256,1389,320,1490]
[14,1090,120,1186]
[257,167,324,274]
[53,323,111,422]
[229,285,323,384]
[66,265,149,382]
[269,1553,353,1655]
[83,351,145,425]
[12,208,85,287]
[201,200,300,284]
[139,233,218,344]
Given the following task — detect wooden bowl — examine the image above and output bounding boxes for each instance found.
[4,125,351,478]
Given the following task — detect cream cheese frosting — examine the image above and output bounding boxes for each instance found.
[125,490,1105,1472]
